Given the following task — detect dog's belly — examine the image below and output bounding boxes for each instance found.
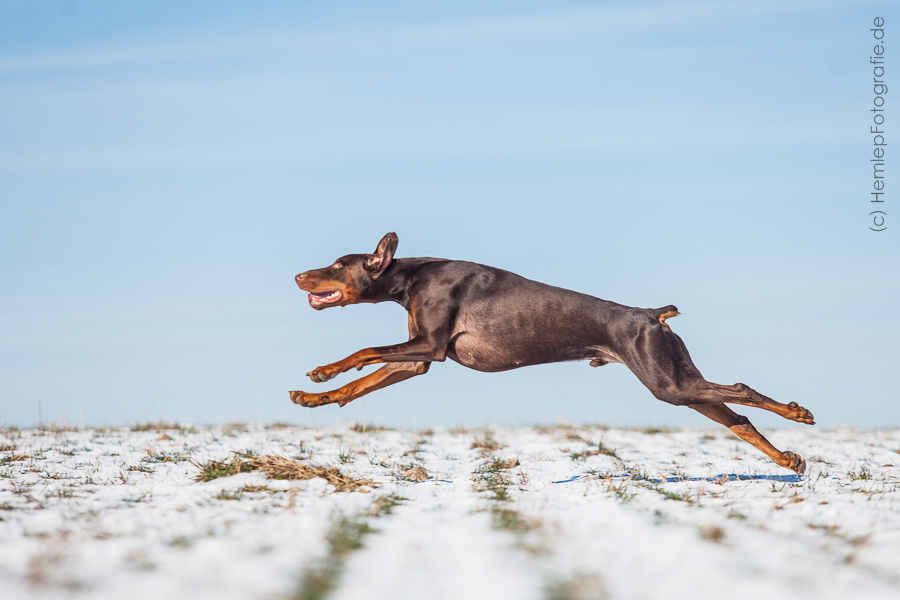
[446,333,532,372]
[447,330,604,372]
[441,277,623,372]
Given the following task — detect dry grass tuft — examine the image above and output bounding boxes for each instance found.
[2,454,31,465]
[349,422,388,433]
[237,453,376,493]
[132,422,179,432]
[699,525,726,543]
[193,456,252,482]
[471,430,503,456]
[567,440,620,462]
[194,453,375,492]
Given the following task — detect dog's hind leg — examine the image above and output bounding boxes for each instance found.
[696,382,815,424]
[690,403,806,475]
[626,325,814,425]
[290,361,429,408]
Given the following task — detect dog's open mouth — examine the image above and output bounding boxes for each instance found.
[308,289,342,308]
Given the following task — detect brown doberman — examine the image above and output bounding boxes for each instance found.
[291,232,814,474]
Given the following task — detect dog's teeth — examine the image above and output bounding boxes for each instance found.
[309,290,340,305]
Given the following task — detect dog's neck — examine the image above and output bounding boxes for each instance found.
[363,257,438,310]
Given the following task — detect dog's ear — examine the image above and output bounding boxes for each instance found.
[365,232,398,278]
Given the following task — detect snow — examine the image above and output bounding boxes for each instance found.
[1,424,898,599]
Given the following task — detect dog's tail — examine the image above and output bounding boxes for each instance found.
[653,305,680,329]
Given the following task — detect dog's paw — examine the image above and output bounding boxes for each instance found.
[784,451,806,476]
[307,367,338,383]
[786,402,815,425]
[289,391,330,407]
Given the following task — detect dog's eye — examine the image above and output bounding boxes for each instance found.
[333,262,343,269]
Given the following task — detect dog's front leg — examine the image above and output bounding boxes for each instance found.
[306,347,384,383]
[306,336,448,383]
[292,361,430,407]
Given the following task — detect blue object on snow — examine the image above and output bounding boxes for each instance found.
[552,472,803,484]
[421,476,454,483]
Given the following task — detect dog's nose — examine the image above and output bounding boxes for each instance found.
[295,273,308,284]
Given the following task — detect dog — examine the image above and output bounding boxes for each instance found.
[291,232,813,474]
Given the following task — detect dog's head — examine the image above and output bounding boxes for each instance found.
[295,232,398,310]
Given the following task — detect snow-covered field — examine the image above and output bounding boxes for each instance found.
[1,423,898,600]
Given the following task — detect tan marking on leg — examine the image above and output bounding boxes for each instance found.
[690,403,806,475]
[293,361,428,408]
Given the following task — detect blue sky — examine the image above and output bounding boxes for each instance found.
[1,1,897,430]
